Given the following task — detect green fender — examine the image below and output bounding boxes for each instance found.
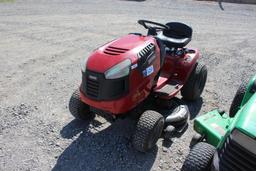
[194,74,256,148]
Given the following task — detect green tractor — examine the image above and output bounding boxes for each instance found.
[182,75,256,171]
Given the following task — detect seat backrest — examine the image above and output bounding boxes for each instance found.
[163,22,192,39]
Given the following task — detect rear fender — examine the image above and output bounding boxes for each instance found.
[162,48,200,84]
[175,49,200,84]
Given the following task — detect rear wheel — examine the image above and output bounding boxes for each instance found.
[132,110,164,152]
[229,82,247,117]
[181,63,207,101]
[69,89,92,120]
[181,142,216,171]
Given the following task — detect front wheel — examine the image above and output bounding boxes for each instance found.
[181,142,216,171]
[181,63,207,101]
[132,110,164,152]
[69,89,92,120]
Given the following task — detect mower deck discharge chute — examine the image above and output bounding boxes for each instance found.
[69,20,207,152]
[182,75,256,171]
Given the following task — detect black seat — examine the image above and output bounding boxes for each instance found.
[157,22,192,48]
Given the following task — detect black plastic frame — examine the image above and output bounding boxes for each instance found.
[81,70,129,101]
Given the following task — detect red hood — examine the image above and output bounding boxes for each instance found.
[86,34,154,73]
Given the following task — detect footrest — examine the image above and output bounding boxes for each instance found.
[154,81,182,99]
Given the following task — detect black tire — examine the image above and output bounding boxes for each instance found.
[181,142,216,171]
[181,63,207,101]
[69,89,91,120]
[132,110,164,152]
[229,82,247,117]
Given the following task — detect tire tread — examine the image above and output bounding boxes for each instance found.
[181,63,207,101]
[229,82,247,117]
[69,89,91,120]
[182,142,215,171]
[133,110,164,152]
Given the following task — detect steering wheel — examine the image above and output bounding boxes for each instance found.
[138,20,169,31]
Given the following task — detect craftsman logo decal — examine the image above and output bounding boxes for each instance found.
[143,65,154,77]
[88,75,97,80]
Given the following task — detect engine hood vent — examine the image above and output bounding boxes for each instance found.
[104,46,129,56]
[138,43,155,59]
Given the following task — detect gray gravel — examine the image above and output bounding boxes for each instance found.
[0,0,255,170]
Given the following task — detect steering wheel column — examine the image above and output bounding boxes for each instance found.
[147,27,157,36]
[138,20,169,36]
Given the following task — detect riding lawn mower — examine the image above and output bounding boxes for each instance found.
[69,20,207,152]
[182,75,256,171]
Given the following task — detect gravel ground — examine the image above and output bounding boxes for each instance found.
[0,0,255,170]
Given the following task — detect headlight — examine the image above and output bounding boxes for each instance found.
[81,57,89,72]
[105,59,131,79]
